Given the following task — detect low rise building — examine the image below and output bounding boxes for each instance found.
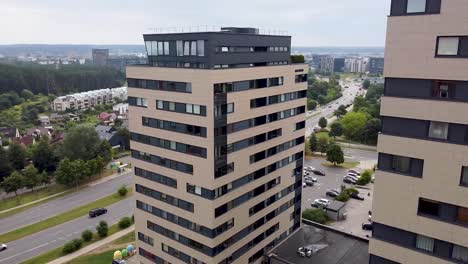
[52,87,127,112]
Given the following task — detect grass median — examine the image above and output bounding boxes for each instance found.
[0,187,132,244]
[20,224,134,264]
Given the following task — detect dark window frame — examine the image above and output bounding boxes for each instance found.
[435,36,468,58]
[461,166,468,187]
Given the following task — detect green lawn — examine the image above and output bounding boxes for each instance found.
[20,224,131,264]
[66,231,136,264]
[0,187,132,243]
[0,168,116,219]
[321,161,360,169]
[0,184,69,213]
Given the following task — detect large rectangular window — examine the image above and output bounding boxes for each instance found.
[197,40,205,56]
[457,207,468,225]
[451,244,468,263]
[461,167,468,187]
[392,156,411,174]
[437,37,460,56]
[418,198,439,217]
[406,0,426,13]
[415,235,434,252]
[176,40,183,56]
[428,121,449,140]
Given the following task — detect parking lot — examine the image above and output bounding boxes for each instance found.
[301,151,377,238]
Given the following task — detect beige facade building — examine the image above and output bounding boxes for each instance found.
[128,27,306,264]
[369,0,468,263]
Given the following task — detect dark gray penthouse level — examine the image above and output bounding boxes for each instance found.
[143,27,291,69]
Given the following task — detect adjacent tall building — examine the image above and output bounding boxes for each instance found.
[370,0,468,263]
[128,27,306,264]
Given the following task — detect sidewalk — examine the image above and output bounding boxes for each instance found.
[0,168,131,215]
[48,226,135,264]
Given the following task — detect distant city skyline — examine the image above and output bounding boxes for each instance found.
[0,0,391,46]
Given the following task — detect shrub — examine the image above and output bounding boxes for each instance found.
[81,229,93,242]
[335,191,350,202]
[72,239,82,249]
[62,241,76,254]
[118,216,132,229]
[345,187,359,195]
[357,169,373,186]
[302,208,329,224]
[118,185,128,196]
[96,221,108,238]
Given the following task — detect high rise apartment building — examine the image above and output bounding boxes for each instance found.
[92,48,109,66]
[128,27,306,264]
[369,0,468,263]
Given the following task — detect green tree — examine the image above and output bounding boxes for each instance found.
[326,144,345,166]
[334,105,348,117]
[309,134,318,153]
[8,143,27,170]
[55,159,88,187]
[2,171,24,196]
[0,147,12,181]
[357,169,373,185]
[95,156,106,176]
[307,99,317,111]
[39,171,52,186]
[22,164,40,191]
[362,79,371,90]
[31,137,57,173]
[21,105,39,124]
[317,136,329,154]
[302,208,329,224]
[335,191,350,202]
[97,140,112,163]
[21,89,34,100]
[362,118,381,145]
[340,112,369,141]
[60,125,101,161]
[86,159,98,178]
[352,96,369,112]
[318,117,328,129]
[96,221,109,238]
[81,230,93,242]
[329,123,343,139]
[118,216,132,229]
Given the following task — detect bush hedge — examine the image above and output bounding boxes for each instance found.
[302,208,329,224]
[118,216,132,229]
[81,229,93,242]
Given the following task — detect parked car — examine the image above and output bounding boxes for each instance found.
[0,244,7,251]
[305,176,318,182]
[89,208,108,218]
[312,198,330,208]
[326,190,340,197]
[348,169,361,175]
[362,222,373,231]
[350,192,365,200]
[304,166,315,172]
[304,179,314,186]
[303,182,307,188]
[347,172,359,178]
[303,170,310,176]
[343,178,356,184]
[312,169,326,176]
[345,175,359,181]
[297,247,312,257]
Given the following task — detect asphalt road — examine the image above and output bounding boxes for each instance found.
[0,197,134,264]
[0,171,132,235]
[306,80,365,136]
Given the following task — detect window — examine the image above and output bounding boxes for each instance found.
[193,105,201,115]
[145,41,152,56]
[418,199,439,217]
[197,40,205,56]
[416,235,434,252]
[157,100,163,109]
[169,102,176,111]
[460,167,468,187]
[157,41,164,55]
[164,41,169,55]
[151,42,158,56]
[428,121,448,140]
[191,41,197,56]
[162,243,169,252]
[452,244,468,263]
[407,0,426,13]
[177,40,183,56]
[184,41,190,56]
[195,186,202,195]
[457,207,468,225]
[437,37,459,56]
[136,97,148,107]
[226,103,234,113]
[186,104,193,113]
[392,156,411,173]
[433,82,451,98]
[221,47,229,52]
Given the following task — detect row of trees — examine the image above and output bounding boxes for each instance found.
[307,74,343,110]
[0,63,125,96]
[1,125,113,195]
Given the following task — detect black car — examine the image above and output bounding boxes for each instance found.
[89,208,108,218]
[304,179,314,186]
[362,222,373,230]
[312,169,326,176]
[343,178,356,184]
[326,190,340,197]
[350,192,365,200]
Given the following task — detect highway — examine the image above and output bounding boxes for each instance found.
[306,78,364,136]
[0,197,134,264]
[0,172,132,235]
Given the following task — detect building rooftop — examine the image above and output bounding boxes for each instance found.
[268,223,369,264]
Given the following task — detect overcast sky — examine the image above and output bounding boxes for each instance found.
[0,0,391,46]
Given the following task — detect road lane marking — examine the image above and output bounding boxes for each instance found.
[0,242,49,263]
